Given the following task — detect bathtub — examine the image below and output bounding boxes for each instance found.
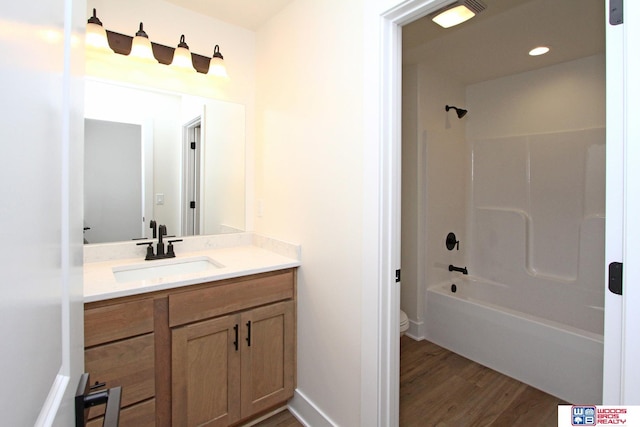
[425,277,603,404]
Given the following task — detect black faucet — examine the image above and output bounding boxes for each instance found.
[157,224,167,256]
[449,264,468,275]
[149,220,157,239]
[136,224,182,260]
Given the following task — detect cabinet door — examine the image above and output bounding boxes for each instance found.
[241,301,295,416]
[172,314,241,427]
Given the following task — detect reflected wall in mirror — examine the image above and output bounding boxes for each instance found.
[84,79,245,244]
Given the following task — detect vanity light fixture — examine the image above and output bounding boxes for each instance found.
[85,8,113,52]
[170,35,196,72]
[529,46,550,56]
[207,45,228,78]
[86,11,228,76]
[431,0,487,28]
[129,23,157,62]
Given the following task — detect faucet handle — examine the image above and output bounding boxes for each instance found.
[167,239,182,257]
[136,241,155,260]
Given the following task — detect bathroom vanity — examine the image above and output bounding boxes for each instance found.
[83,235,300,427]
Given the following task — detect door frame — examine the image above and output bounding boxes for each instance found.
[377,1,451,425]
[181,116,202,236]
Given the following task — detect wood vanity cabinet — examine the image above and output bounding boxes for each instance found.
[83,268,296,427]
[84,298,156,426]
[169,269,296,427]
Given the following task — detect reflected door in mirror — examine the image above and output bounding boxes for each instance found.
[84,119,144,243]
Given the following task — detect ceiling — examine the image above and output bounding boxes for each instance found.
[402,0,605,85]
[164,0,295,31]
[164,0,604,85]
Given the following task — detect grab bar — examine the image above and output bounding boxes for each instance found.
[449,264,468,275]
[75,373,121,427]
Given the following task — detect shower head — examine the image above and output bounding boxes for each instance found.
[446,105,468,119]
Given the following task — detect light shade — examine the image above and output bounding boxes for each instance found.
[170,35,196,72]
[432,4,476,28]
[207,45,229,78]
[85,9,113,52]
[129,23,157,62]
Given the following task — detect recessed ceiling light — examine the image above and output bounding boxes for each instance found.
[529,46,550,56]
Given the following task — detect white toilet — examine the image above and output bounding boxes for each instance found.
[400,310,409,336]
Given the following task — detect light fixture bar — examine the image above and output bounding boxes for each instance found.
[104,30,215,74]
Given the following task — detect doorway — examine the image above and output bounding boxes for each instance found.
[400,0,606,405]
[377,0,628,424]
[182,117,202,236]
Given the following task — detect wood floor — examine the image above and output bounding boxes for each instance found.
[253,336,567,427]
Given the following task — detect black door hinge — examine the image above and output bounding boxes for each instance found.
[190,141,196,149]
[609,262,623,295]
[395,269,401,283]
[190,201,196,209]
[610,0,623,25]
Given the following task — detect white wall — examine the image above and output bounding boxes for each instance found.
[202,100,246,234]
[0,0,85,423]
[255,1,449,424]
[255,1,366,425]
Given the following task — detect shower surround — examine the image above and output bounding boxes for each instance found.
[428,126,606,404]
[402,54,606,404]
[470,127,605,325]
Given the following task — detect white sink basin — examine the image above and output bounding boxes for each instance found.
[112,256,223,283]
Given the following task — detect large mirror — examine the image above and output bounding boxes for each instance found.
[84,79,245,244]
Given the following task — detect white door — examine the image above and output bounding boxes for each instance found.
[620,1,640,403]
[602,0,640,404]
[84,119,143,243]
[0,0,85,425]
[602,0,624,404]
[603,1,640,404]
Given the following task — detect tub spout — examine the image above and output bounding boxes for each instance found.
[449,264,468,275]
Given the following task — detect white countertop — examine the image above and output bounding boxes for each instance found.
[84,234,301,303]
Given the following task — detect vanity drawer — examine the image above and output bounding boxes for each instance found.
[169,269,294,327]
[85,333,155,419]
[85,298,154,347]
[87,398,156,427]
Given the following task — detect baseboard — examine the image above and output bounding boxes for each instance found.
[242,406,288,426]
[288,389,338,427]
[405,318,425,340]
